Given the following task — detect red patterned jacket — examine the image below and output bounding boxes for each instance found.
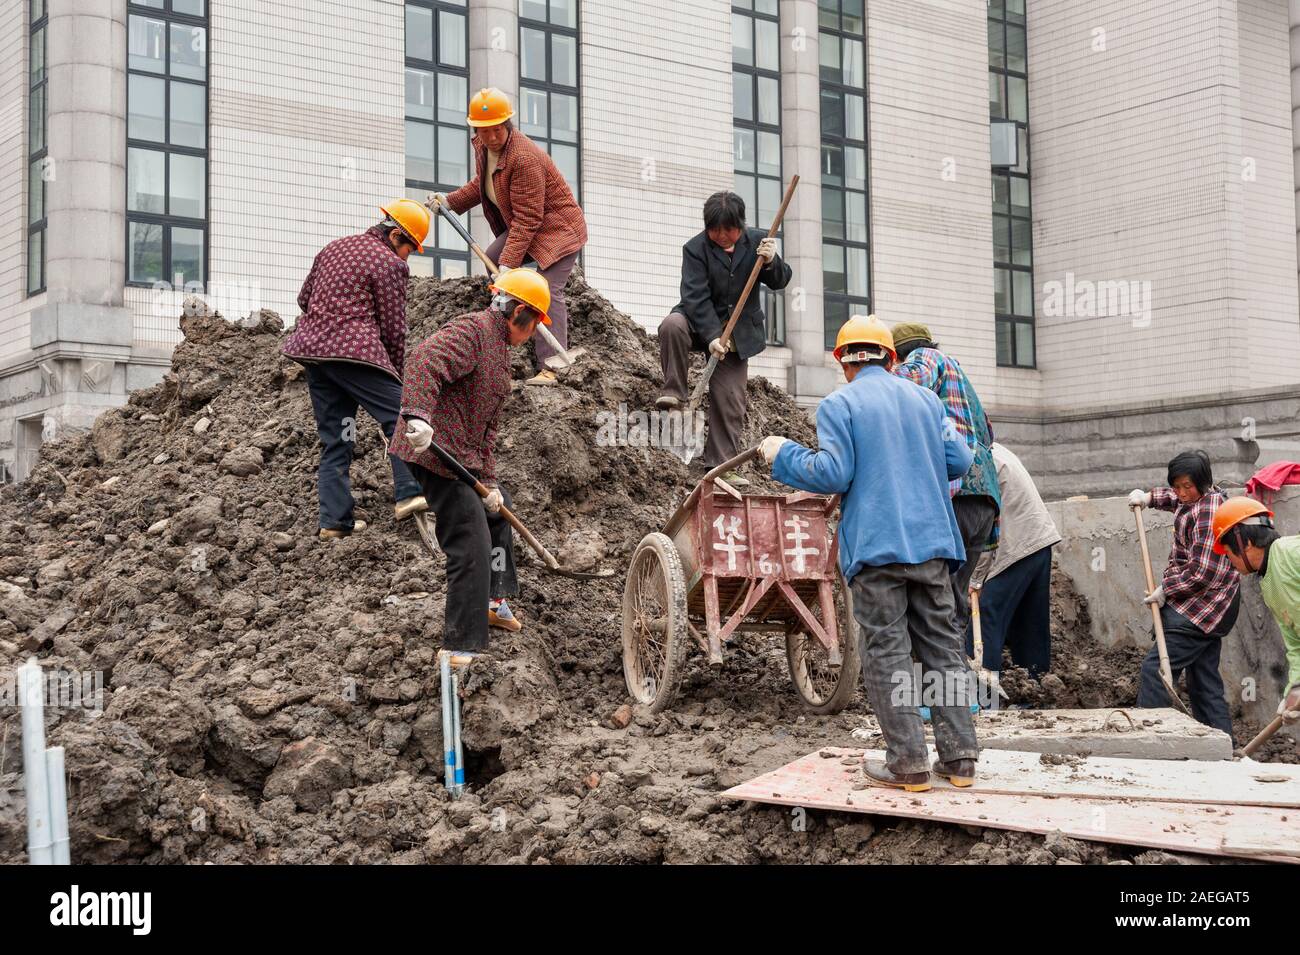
[446,129,587,270]
[1151,485,1241,632]
[282,227,409,380]
[389,308,512,485]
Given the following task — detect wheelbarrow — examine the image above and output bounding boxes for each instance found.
[621,448,860,714]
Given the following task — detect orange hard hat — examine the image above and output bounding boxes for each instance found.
[490,268,551,325]
[378,198,431,253]
[467,87,514,127]
[833,314,896,362]
[1212,497,1274,555]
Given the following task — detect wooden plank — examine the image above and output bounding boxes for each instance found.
[721,749,1300,863]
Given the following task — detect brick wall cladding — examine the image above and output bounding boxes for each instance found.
[579,0,734,333]
[1027,0,1299,411]
[0,1,32,360]
[194,0,406,341]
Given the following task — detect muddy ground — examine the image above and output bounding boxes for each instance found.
[0,272,1290,865]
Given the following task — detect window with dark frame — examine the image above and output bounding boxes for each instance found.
[518,0,580,198]
[404,0,472,279]
[125,0,208,290]
[989,0,1034,368]
[733,0,785,346]
[27,0,48,296]
[818,0,870,352]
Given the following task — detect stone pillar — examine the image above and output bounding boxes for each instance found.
[467,0,519,266]
[1291,0,1300,295]
[780,0,836,405]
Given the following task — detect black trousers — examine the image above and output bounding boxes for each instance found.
[304,361,422,531]
[965,544,1053,676]
[411,464,518,652]
[658,312,748,468]
[950,495,997,635]
[1137,596,1239,736]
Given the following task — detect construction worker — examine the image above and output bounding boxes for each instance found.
[969,443,1061,690]
[388,268,552,655]
[891,323,1001,636]
[1212,497,1300,727]
[759,315,977,793]
[432,87,587,387]
[283,200,431,540]
[1129,451,1240,734]
[657,190,791,485]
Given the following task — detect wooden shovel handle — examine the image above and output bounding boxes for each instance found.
[1242,715,1286,757]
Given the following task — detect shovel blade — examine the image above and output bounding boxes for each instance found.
[542,346,587,372]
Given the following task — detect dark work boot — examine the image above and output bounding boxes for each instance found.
[931,758,977,788]
[863,759,932,793]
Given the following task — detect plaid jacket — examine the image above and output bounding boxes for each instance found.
[893,347,1001,546]
[1151,485,1241,633]
[389,308,512,485]
[282,227,409,380]
[446,129,587,270]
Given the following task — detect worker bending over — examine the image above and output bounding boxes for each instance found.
[657,190,791,485]
[969,442,1060,690]
[1212,498,1300,727]
[891,324,1001,636]
[759,316,977,793]
[282,201,431,540]
[1129,450,1239,735]
[389,269,551,655]
[433,88,587,387]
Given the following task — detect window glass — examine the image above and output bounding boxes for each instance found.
[844,93,864,140]
[174,0,206,15]
[989,72,1004,119]
[28,231,44,293]
[821,187,844,239]
[128,147,166,213]
[988,21,1004,70]
[1014,321,1034,364]
[756,131,780,178]
[820,89,843,137]
[1005,24,1026,71]
[757,76,779,126]
[30,27,45,85]
[846,247,868,298]
[521,27,547,81]
[818,0,839,30]
[996,319,1012,365]
[129,74,166,142]
[992,174,1009,215]
[406,6,433,61]
[1010,177,1030,217]
[552,34,576,86]
[846,192,867,243]
[821,143,843,186]
[128,221,164,283]
[170,24,206,81]
[438,74,467,125]
[406,68,435,120]
[843,39,864,86]
[551,0,577,27]
[438,126,468,184]
[1007,76,1028,122]
[28,160,44,224]
[171,226,204,285]
[29,85,45,153]
[1011,218,1032,266]
[755,19,779,71]
[822,244,846,293]
[819,34,840,83]
[405,120,436,183]
[734,73,753,122]
[732,13,753,67]
[520,88,548,138]
[551,142,578,190]
[757,176,780,227]
[521,0,547,21]
[1012,270,1033,316]
[129,16,166,73]
[994,268,1009,314]
[844,146,866,190]
[169,153,206,218]
[170,80,206,148]
[551,93,578,142]
[439,12,466,68]
[734,128,755,173]
[734,175,757,226]
[440,257,469,279]
[408,255,435,278]
[841,0,863,32]
[992,214,1010,262]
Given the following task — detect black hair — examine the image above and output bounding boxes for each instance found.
[703,191,746,231]
[1167,449,1212,494]
[894,339,933,362]
[1222,522,1279,556]
[379,218,416,250]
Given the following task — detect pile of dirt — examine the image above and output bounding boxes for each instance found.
[0,272,1226,865]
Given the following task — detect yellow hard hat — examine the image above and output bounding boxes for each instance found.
[834,314,895,362]
[467,87,514,127]
[490,268,551,325]
[378,198,430,253]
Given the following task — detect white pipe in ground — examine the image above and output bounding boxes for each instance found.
[18,660,53,865]
[46,746,70,865]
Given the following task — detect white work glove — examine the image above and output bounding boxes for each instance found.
[482,487,503,514]
[429,192,449,209]
[1143,585,1165,608]
[708,337,730,360]
[1128,489,1151,509]
[1277,686,1300,723]
[756,237,777,262]
[758,435,789,466]
[405,418,433,452]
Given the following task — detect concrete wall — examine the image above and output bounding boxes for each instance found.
[0,0,35,363]
[1050,486,1299,736]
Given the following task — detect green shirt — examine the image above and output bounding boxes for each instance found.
[1259,535,1300,691]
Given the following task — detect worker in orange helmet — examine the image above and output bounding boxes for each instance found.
[283,200,431,540]
[431,87,587,387]
[1211,497,1300,727]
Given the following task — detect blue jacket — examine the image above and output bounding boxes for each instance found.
[772,366,973,582]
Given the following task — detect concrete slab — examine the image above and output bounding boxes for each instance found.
[850,707,1232,761]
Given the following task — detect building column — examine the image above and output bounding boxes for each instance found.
[1291,0,1300,296]
[780,0,835,405]
[467,0,519,266]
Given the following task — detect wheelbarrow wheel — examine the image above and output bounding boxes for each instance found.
[622,532,689,713]
[785,572,859,714]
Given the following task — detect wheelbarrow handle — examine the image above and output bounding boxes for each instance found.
[664,446,761,537]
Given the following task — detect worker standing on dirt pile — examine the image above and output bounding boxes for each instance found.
[758,315,978,793]
[1129,451,1239,735]
[968,443,1061,694]
[1213,497,1300,728]
[282,200,431,540]
[656,190,791,486]
[388,268,552,653]
[431,87,587,388]
[890,323,1001,637]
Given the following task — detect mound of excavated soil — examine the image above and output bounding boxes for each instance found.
[0,271,1237,865]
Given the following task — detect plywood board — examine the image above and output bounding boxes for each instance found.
[721,748,1300,863]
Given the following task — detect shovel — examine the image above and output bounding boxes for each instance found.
[426,194,584,371]
[1239,714,1287,760]
[1131,504,1190,714]
[425,438,614,581]
[969,586,1009,703]
[666,175,800,466]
